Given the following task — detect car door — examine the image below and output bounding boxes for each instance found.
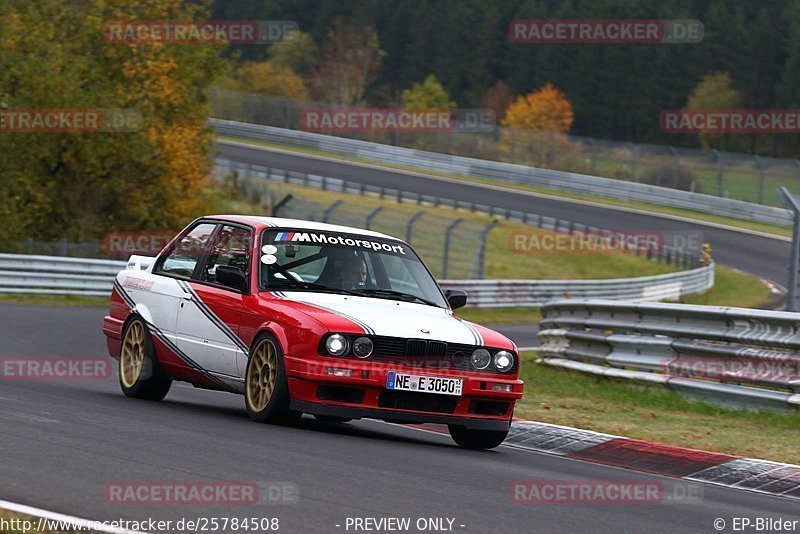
[142,221,219,351]
[174,224,252,382]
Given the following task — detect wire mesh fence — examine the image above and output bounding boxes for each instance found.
[274,196,493,279]
[210,89,800,207]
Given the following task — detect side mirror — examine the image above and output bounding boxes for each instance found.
[445,289,468,310]
[216,265,247,293]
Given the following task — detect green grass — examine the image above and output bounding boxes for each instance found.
[516,352,800,463]
[218,135,792,238]
[0,294,108,307]
[680,265,772,308]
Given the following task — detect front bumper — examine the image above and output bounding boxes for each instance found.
[285,355,524,431]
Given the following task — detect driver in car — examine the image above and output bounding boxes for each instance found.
[339,255,367,288]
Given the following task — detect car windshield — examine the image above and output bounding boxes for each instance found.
[259,229,447,308]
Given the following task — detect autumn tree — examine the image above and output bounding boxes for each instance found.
[218,61,310,100]
[311,18,384,105]
[500,83,574,167]
[267,31,319,78]
[402,75,455,111]
[0,0,226,247]
[480,81,513,122]
[685,72,743,151]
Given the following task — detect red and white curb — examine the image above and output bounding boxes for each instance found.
[504,421,800,500]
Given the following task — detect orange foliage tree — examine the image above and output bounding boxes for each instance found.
[500,83,575,167]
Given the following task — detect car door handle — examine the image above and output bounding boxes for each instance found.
[180,294,192,301]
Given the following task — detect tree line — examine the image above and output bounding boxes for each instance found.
[215,0,800,157]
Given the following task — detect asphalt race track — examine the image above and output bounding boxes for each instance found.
[2,302,799,533]
[216,141,791,289]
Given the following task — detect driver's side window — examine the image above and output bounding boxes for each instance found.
[200,225,253,285]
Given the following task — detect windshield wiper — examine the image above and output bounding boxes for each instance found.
[354,288,439,307]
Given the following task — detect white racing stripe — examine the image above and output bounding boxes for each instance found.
[0,499,147,534]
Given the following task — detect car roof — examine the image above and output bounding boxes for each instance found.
[205,215,401,241]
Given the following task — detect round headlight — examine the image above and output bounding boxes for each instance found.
[470,348,491,370]
[352,337,374,358]
[494,350,514,372]
[325,334,349,356]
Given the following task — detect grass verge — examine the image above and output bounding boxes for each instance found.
[217,135,792,238]
[516,352,800,464]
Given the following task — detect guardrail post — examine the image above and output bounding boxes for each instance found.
[406,211,425,243]
[442,218,464,279]
[365,207,384,230]
[475,220,499,279]
[322,200,343,224]
[779,187,800,311]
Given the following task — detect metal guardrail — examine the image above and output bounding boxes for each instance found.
[538,299,800,411]
[0,254,126,296]
[211,119,794,227]
[0,254,712,305]
[440,265,713,308]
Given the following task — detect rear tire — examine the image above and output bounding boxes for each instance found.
[245,333,300,424]
[119,317,172,401]
[448,425,508,450]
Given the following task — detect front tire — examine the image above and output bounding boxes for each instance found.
[245,333,300,424]
[119,317,172,401]
[448,425,508,450]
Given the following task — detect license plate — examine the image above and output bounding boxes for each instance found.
[386,372,463,396]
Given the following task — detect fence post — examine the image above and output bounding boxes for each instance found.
[406,211,425,243]
[669,147,680,189]
[322,200,343,223]
[712,149,724,197]
[475,220,499,279]
[442,218,464,279]
[755,155,765,204]
[779,187,800,311]
[365,207,384,230]
[272,194,293,217]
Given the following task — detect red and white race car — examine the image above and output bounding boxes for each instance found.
[103,216,524,449]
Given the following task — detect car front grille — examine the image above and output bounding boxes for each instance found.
[319,334,516,374]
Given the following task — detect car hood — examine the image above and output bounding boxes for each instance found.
[274,291,490,346]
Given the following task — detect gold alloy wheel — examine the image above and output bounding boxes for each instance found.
[120,321,146,388]
[246,339,278,413]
